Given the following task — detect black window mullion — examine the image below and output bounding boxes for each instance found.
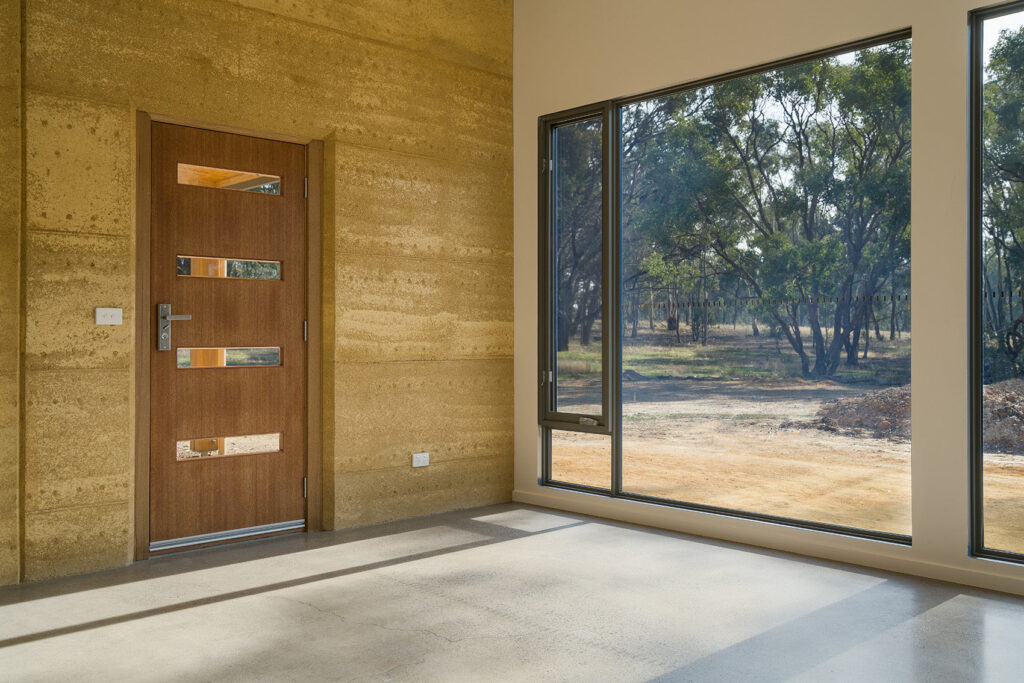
[607,102,623,496]
[968,5,986,558]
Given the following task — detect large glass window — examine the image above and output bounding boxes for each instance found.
[541,33,912,540]
[973,4,1024,558]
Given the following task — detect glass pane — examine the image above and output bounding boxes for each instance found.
[980,9,1024,555]
[550,429,610,490]
[619,39,912,534]
[176,433,281,461]
[553,117,603,416]
[176,347,281,368]
[177,163,281,194]
[177,255,281,280]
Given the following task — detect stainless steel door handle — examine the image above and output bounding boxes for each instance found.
[157,303,192,351]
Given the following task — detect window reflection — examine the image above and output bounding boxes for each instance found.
[177,163,281,194]
[176,256,281,280]
[176,347,280,368]
[177,433,281,461]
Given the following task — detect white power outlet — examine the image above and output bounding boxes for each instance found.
[412,452,430,468]
[95,307,123,325]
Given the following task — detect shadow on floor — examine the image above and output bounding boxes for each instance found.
[0,504,587,648]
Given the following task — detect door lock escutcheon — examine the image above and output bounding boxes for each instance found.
[157,303,192,351]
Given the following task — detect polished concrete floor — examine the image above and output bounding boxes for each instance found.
[2,504,1024,682]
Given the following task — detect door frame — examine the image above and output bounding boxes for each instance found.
[133,111,324,560]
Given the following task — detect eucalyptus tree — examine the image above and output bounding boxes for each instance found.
[554,40,913,379]
[622,40,910,377]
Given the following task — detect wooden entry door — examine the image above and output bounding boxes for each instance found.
[149,122,307,552]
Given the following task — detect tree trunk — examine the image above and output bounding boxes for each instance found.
[847,326,860,366]
[648,286,655,330]
[580,316,594,346]
[997,241,1006,332]
[890,278,898,340]
[862,312,870,359]
[846,298,868,367]
[806,298,827,375]
[825,297,849,376]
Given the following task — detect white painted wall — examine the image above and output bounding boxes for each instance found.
[513,0,1024,595]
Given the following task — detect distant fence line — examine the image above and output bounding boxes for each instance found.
[621,293,911,315]
[981,290,1024,300]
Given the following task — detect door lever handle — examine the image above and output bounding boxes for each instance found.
[157,304,192,351]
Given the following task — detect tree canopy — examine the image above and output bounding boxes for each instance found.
[556,39,913,379]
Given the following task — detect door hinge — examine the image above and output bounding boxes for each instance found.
[303,320,308,341]
[549,159,553,171]
[304,177,308,198]
[303,477,308,499]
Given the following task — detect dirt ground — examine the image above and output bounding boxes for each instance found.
[551,377,1024,550]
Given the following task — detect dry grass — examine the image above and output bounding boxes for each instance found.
[559,323,910,384]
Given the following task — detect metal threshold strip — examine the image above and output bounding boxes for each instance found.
[150,519,305,553]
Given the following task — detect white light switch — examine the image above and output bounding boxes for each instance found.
[95,307,123,325]
[412,452,430,468]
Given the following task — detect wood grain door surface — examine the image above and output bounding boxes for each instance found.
[150,122,307,545]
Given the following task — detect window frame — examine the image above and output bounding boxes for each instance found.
[538,29,914,543]
[969,0,1024,564]
[538,103,619,438]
